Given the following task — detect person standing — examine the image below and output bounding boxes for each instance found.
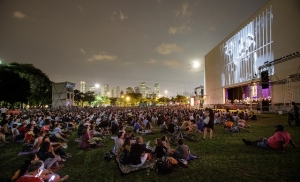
[291,102,299,127]
[203,108,215,139]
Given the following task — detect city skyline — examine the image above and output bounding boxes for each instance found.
[0,0,269,96]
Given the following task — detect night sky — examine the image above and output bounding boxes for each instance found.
[0,0,269,96]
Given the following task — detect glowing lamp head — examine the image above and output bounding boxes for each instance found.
[192,61,200,68]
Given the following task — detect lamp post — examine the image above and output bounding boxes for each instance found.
[165,90,168,98]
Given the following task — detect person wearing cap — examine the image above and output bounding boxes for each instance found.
[242,125,297,151]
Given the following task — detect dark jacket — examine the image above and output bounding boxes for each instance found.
[128,143,151,165]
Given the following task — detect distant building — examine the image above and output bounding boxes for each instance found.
[134,86,140,94]
[89,86,95,93]
[139,82,146,98]
[126,87,134,94]
[145,86,151,98]
[80,81,87,93]
[111,86,121,98]
[100,84,109,97]
[52,82,76,108]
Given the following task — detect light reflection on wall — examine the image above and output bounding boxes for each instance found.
[221,6,274,87]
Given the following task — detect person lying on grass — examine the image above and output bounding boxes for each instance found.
[242,124,297,151]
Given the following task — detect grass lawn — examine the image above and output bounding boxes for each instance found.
[1,113,300,182]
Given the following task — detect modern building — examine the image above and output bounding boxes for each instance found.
[134,86,140,94]
[89,86,95,93]
[52,82,76,108]
[204,0,300,108]
[111,86,121,98]
[126,87,134,94]
[80,81,87,93]
[154,83,160,96]
[100,84,109,97]
[139,81,146,98]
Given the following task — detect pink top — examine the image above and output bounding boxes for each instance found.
[268,131,291,150]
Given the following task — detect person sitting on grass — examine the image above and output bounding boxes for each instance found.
[174,138,199,162]
[181,117,193,132]
[80,124,105,150]
[128,136,152,167]
[153,138,168,160]
[41,136,71,159]
[52,123,69,142]
[36,142,64,170]
[242,124,297,151]
[16,160,68,182]
[118,137,131,164]
[144,121,153,134]
[11,153,68,182]
[113,132,125,155]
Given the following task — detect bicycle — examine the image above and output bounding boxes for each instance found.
[168,126,200,145]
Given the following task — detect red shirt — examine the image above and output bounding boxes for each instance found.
[268,131,291,150]
[18,126,26,134]
[17,175,43,182]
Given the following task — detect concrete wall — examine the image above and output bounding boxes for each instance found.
[205,0,300,104]
[52,82,75,108]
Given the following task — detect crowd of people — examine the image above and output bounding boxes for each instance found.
[0,104,298,180]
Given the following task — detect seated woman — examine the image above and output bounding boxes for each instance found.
[41,136,70,159]
[128,136,152,167]
[24,127,35,144]
[112,132,124,155]
[175,139,199,162]
[144,122,153,134]
[153,138,168,160]
[36,142,63,170]
[80,124,104,150]
[118,137,131,164]
[32,131,47,152]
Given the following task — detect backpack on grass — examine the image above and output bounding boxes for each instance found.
[156,160,173,174]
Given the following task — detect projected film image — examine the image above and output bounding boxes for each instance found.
[221,6,274,87]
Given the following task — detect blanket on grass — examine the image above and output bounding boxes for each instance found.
[115,158,156,174]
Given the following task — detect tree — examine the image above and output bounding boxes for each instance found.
[173,95,188,104]
[83,91,95,106]
[92,95,110,106]
[6,63,52,106]
[0,65,31,106]
[74,89,84,106]
[158,97,170,105]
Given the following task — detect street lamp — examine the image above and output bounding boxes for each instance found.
[165,90,168,97]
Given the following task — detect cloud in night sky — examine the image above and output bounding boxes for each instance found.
[0,0,270,96]
[13,11,26,19]
[88,53,117,61]
[156,43,183,55]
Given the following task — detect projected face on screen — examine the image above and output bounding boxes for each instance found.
[221,6,273,87]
